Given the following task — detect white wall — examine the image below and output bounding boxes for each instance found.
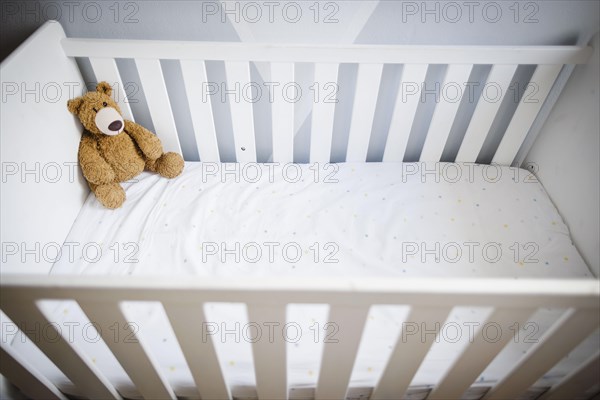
[524,33,600,277]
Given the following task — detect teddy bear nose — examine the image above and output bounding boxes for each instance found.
[108,120,123,131]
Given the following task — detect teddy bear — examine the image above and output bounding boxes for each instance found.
[67,82,184,209]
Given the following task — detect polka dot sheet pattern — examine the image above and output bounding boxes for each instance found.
[9,161,595,399]
[52,161,590,278]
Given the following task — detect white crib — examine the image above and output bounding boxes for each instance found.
[1,21,598,400]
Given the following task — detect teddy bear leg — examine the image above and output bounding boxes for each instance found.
[89,182,126,209]
[146,152,184,179]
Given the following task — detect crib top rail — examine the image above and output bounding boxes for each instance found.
[61,38,592,64]
[2,274,598,309]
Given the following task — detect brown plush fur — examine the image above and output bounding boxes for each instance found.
[68,82,184,209]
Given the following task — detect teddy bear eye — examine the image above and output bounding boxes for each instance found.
[102,102,108,107]
[92,107,98,113]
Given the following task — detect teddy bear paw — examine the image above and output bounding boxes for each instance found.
[81,161,115,185]
[155,152,184,179]
[94,183,126,209]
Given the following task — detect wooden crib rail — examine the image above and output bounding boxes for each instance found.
[1,275,599,400]
[61,39,592,64]
[60,37,592,167]
[2,275,599,306]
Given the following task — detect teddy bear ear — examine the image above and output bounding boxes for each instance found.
[67,97,84,114]
[96,81,113,96]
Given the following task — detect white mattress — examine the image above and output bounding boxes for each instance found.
[4,162,597,399]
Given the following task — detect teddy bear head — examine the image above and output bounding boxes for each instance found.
[67,82,124,136]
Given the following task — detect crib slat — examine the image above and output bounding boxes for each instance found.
[163,302,231,400]
[420,64,473,162]
[345,63,384,162]
[455,64,518,163]
[0,344,68,400]
[428,308,533,400]
[247,304,288,400]
[1,302,121,400]
[271,62,295,163]
[180,59,220,162]
[486,308,600,400]
[79,301,176,400]
[225,61,257,162]
[89,57,135,122]
[543,351,600,400]
[134,58,182,155]
[371,307,451,400]
[492,64,562,165]
[383,64,428,162]
[309,63,339,163]
[315,305,369,400]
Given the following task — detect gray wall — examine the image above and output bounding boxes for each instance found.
[1,0,598,273]
[3,1,599,56]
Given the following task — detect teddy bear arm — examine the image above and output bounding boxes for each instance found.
[78,134,115,184]
[124,120,163,160]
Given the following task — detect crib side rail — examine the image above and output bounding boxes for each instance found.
[1,275,599,306]
[61,36,592,167]
[1,275,599,400]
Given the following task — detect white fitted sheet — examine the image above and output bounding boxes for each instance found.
[4,162,596,399]
[52,162,593,278]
